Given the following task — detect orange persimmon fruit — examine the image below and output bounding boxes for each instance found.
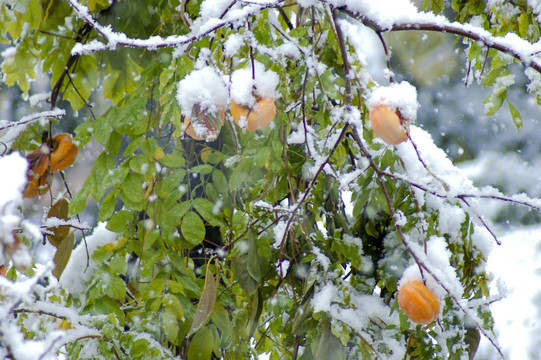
[49,133,78,172]
[369,105,409,145]
[230,97,276,131]
[184,110,226,141]
[398,280,440,325]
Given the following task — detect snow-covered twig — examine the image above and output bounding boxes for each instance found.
[66,0,284,55]
[0,109,65,131]
[338,6,541,74]
[379,169,541,213]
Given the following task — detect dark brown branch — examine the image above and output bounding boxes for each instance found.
[331,9,352,105]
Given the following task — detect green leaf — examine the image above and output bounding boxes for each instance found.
[254,146,271,167]
[210,304,232,347]
[160,150,185,168]
[111,97,148,136]
[232,250,259,295]
[107,210,133,233]
[181,212,206,246]
[123,136,143,157]
[188,264,217,337]
[106,131,123,156]
[120,173,145,211]
[158,168,186,198]
[518,12,529,38]
[192,198,222,226]
[105,274,127,301]
[187,327,214,360]
[98,190,118,221]
[482,67,509,87]
[110,253,128,274]
[163,305,180,345]
[247,230,262,283]
[507,100,522,131]
[89,152,116,200]
[483,89,506,116]
[69,184,91,216]
[315,322,344,360]
[130,339,149,357]
[94,110,114,146]
[87,296,125,325]
[160,201,191,228]
[229,161,250,191]
[212,170,229,199]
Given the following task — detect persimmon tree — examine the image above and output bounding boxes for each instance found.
[1,0,541,359]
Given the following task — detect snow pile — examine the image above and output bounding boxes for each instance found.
[332,0,422,30]
[176,67,228,116]
[312,283,404,359]
[60,222,118,295]
[0,152,32,270]
[230,61,279,107]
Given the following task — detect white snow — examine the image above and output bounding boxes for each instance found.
[176,67,228,116]
[479,226,541,359]
[59,223,118,295]
[230,61,279,107]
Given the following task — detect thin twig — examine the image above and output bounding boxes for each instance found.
[376,31,394,83]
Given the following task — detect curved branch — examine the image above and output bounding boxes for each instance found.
[339,8,541,74]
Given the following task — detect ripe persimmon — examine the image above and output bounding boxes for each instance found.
[398,280,440,325]
[49,133,78,172]
[23,133,78,198]
[231,97,276,131]
[369,105,409,145]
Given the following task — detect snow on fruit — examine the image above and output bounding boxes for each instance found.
[398,280,440,325]
[366,81,419,145]
[230,61,279,131]
[176,67,228,141]
[184,107,226,141]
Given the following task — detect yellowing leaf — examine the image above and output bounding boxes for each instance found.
[188,263,217,337]
[46,198,70,248]
[52,232,75,280]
